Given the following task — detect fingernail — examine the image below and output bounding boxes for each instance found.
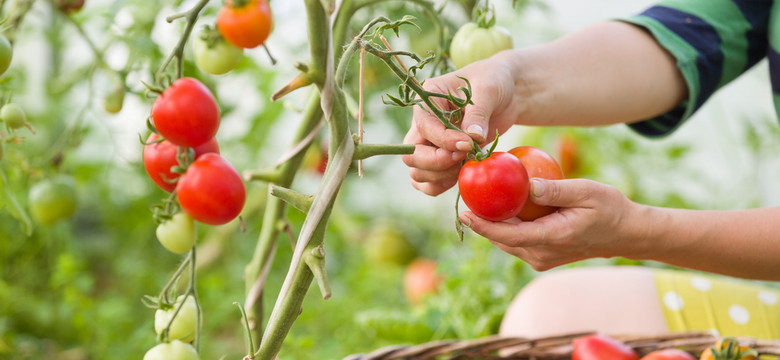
[455,141,472,152]
[531,179,545,198]
[466,124,484,139]
[452,151,467,161]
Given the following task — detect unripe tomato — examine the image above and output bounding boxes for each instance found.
[103,79,125,114]
[363,222,417,266]
[217,0,273,49]
[154,295,198,342]
[508,146,564,221]
[55,0,85,13]
[640,349,696,360]
[449,22,512,69]
[29,175,78,225]
[177,153,246,225]
[155,212,196,254]
[0,34,12,76]
[572,334,639,360]
[151,77,220,148]
[403,258,443,306]
[1,103,27,130]
[458,152,529,222]
[143,340,199,360]
[143,133,220,193]
[194,27,243,75]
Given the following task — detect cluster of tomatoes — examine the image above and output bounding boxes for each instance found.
[572,334,757,360]
[144,295,200,360]
[458,146,564,222]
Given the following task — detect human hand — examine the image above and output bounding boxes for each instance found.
[459,178,641,270]
[402,52,527,196]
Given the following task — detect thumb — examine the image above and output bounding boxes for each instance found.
[460,103,491,144]
[530,178,601,208]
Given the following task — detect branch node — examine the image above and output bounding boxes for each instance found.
[303,245,331,300]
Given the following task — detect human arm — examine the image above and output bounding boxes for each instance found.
[460,178,780,281]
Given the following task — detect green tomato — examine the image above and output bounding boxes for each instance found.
[363,222,417,266]
[103,80,125,114]
[143,340,199,360]
[154,295,198,342]
[29,175,78,225]
[155,212,196,254]
[194,30,243,75]
[1,103,27,130]
[449,22,513,69]
[0,34,11,76]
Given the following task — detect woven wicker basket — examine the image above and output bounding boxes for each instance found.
[344,332,780,360]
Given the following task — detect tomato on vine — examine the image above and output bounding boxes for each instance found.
[449,22,512,69]
[216,0,273,49]
[29,175,78,225]
[1,103,30,131]
[458,151,529,222]
[194,26,244,75]
[0,34,12,76]
[151,77,220,148]
[155,295,198,342]
[143,133,220,193]
[176,153,246,225]
[155,212,197,254]
[143,340,199,360]
[508,146,564,221]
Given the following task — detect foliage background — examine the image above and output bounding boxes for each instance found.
[1,0,778,359]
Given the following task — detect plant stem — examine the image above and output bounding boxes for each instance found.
[155,0,211,84]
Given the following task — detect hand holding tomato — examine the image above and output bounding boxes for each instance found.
[459,177,638,271]
[458,151,529,221]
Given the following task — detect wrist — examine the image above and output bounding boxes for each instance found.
[491,47,553,125]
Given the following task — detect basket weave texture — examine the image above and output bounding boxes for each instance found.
[344,331,780,360]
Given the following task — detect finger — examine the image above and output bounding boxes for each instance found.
[530,178,611,208]
[409,165,461,183]
[402,143,464,172]
[411,178,458,197]
[413,105,474,152]
[459,212,547,248]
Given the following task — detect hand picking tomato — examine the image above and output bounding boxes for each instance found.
[508,146,564,221]
[29,175,78,225]
[449,22,512,69]
[458,151,529,222]
[699,338,757,360]
[155,212,196,254]
[155,295,198,342]
[640,349,696,360]
[151,77,220,148]
[403,258,443,306]
[143,340,199,360]
[194,26,244,75]
[572,334,639,360]
[176,153,246,225]
[217,0,273,49]
[143,133,220,193]
[0,34,12,76]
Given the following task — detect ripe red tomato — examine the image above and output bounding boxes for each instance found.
[403,258,443,306]
[640,349,696,360]
[217,0,273,49]
[151,77,220,148]
[507,146,564,221]
[572,334,639,360]
[458,152,529,221]
[143,133,219,193]
[176,153,246,225]
[558,133,580,177]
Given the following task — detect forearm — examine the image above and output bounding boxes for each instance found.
[500,21,687,127]
[626,204,780,281]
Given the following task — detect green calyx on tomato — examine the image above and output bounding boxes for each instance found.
[155,212,196,254]
[155,295,199,342]
[29,175,78,225]
[143,340,200,360]
[194,25,243,75]
[143,133,220,193]
[0,34,12,76]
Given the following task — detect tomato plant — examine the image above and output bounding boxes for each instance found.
[151,77,220,148]
[507,146,564,221]
[217,0,273,49]
[55,0,85,13]
[449,22,512,69]
[1,103,28,130]
[403,258,442,306]
[641,349,696,360]
[194,26,243,75]
[458,151,529,221]
[0,34,11,76]
[28,175,78,225]
[572,334,639,360]
[155,212,196,254]
[699,338,757,360]
[176,153,246,225]
[143,340,200,360]
[155,295,198,342]
[143,133,220,193]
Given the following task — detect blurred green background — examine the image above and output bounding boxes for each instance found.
[1,0,779,359]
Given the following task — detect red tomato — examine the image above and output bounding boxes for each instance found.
[403,258,442,306]
[152,77,220,148]
[55,0,85,13]
[217,0,273,49]
[143,133,219,193]
[572,334,639,360]
[558,133,580,177]
[177,153,246,225]
[508,146,564,221]
[458,152,529,221]
[640,349,696,360]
